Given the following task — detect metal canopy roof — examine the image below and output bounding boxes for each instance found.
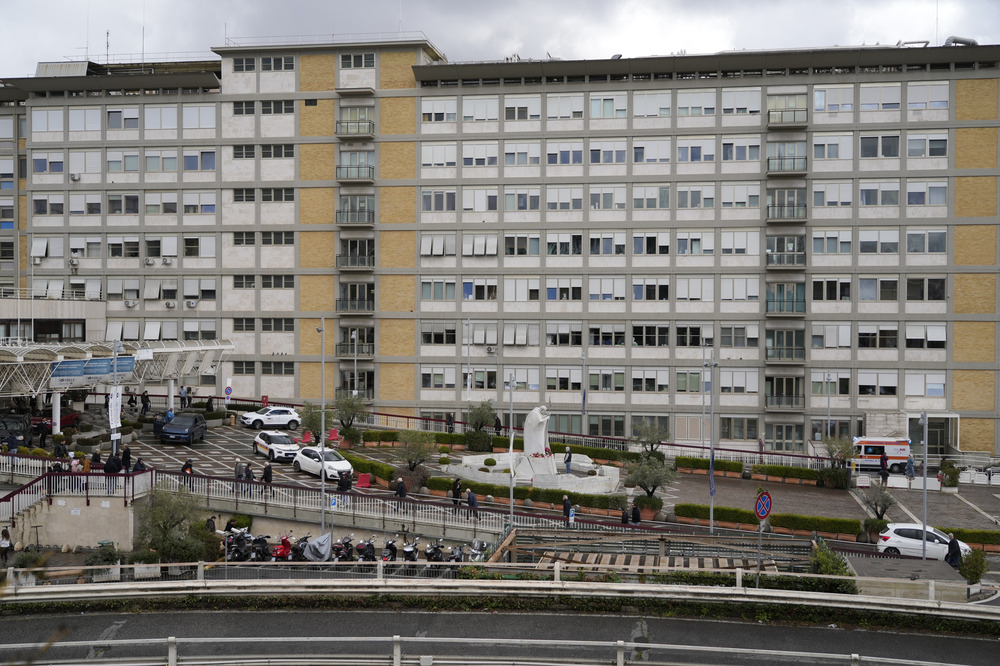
[0,339,233,398]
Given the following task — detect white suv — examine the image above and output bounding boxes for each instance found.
[877,522,970,560]
[240,406,300,430]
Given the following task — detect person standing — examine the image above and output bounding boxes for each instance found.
[132,458,147,472]
[91,449,102,466]
[563,446,572,474]
[38,426,47,449]
[394,477,408,512]
[0,527,11,566]
[181,459,194,488]
[179,386,188,409]
[127,391,137,412]
[562,495,572,526]
[445,412,455,434]
[905,455,915,480]
[206,395,214,413]
[621,505,630,528]
[451,478,462,512]
[140,390,150,416]
[631,502,641,526]
[234,459,244,494]
[262,461,273,496]
[466,487,479,521]
[206,515,217,533]
[946,533,962,567]
[244,462,255,496]
[494,415,503,437]
[53,439,68,459]
[120,443,132,473]
[165,407,174,422]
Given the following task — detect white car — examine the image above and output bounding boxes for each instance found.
[253,430,300,462]
[292,446,353,482]
[240,406,300,430]
[877,522,971,561]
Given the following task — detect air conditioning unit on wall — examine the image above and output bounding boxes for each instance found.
[68,258,79,266]
[486,345,497,353]
[124,299,137,308]
[145,257,155,265]
[164,300,176,309]
[185,300,198,308]
[162,257,173,265]
[32,256,42,265]
[69,173,80,181]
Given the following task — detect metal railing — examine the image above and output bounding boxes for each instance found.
[765,346,806,361]
[767,108,808,125]
[335,209,376,225]
[765,394,805,409]
[766,156,808,172]
[765,251,806,267]
[334,342,374,357]
[335,253,375,269]
[0,466,152,525]
[335,298,375,312]
[334,120,375,135]
[335,165,375,180]
[766,203,807,220]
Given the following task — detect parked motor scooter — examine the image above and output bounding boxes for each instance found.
[469,539,490,562]
[290,533,312,561]
[225,527,252,562]
[250,534,272,561]
[354,535,377,562]
[401,536,421,562]
[445,543,466,563]
[331,533,356,562]
[271,533,294,561]
[381,535,399,562]
[424,538,445,563]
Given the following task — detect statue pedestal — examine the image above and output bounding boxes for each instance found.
[526,454,557,477]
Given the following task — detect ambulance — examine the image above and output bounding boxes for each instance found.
[851,436,911,473]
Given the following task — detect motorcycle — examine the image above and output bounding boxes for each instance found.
[271,533,294,561]
[303,532,333,562]
[331,533,355,562]
[446,543,466,563]
[225,527,252,562]
[290,533,311,561]
[250,534,272,561]
[355,535,377,562]
[381,535,399,562]
[469,539,490,562]
[401,536,421,562]
[424,538,445,563]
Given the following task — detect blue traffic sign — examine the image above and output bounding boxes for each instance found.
[225,386,233,395]
[754,491,772,521]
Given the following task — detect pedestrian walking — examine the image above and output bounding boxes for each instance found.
[563,446,572,474]
[451,478,462,512]
[179,386,188,409]
[445,412,455,434]
[621,506,630,528]
[206,515,217,533]
[53,439,68,459]
[905,455,915,480]
[0,527,11,566]
[120,443,132,473]
[946,533,962,567]
[562,495,572,526]
[466,487,479,521]
[140,390,150,415]
[244,462,255,496]
[104,455,118,494]
[394,477,408,512]
[38,427,47,448]
[262,462,273,496]
[494,415,503,437]
[630,502,641,525]
[234,459,244,494]
[181,459,194,488]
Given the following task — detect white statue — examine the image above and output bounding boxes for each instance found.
[522,405,551,457]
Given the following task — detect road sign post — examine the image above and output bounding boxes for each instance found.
[754,491,772,588]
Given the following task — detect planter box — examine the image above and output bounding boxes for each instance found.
[941,486,959,494]
[751,473,767,481]
[206,419,224,428]
[93,562,121,583]
[133,563,162,580]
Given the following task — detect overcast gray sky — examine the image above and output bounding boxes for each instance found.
[2,0,998,77]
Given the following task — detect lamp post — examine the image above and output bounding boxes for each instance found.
[110,340,124,456]
[316,319,326,532]
[920,410,928,560]
[826,372,832,439]
[703,344,719,534]
[351,329,358,397]
[580,352,587,420]
[507,372,515,529]
[465,317,472,408]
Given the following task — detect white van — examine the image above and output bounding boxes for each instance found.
[851,437,911,473]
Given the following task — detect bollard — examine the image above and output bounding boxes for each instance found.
[928,580,935,601]
[377,558,384,580]
[168,636,177,666]
[616,640,625,666]
[197,561,205,581]
[393,635,402,666]
[735,567,743,588]
[554,561,561,582]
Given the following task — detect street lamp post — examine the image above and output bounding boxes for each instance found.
[352,329,358,397]
[507,372,515,529]
[826,372,832,439]
[580,352,587,420]
[465,317,472,409]
[703,345,719,534]
[920,410,928,560]
[110,340,124,456]
[316,320,326,532]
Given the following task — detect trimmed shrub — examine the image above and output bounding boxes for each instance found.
[127,549,161,565]
[438,456,451,465]
[484,458,497,467]
[751,464,819,481]
[939,459,960,487]
[960,549,989,584]
[818,467,850,489]
[634,495,663,511]
[675,456,743,473]
[85,544,123,566]
[587,469,597,476]
[466,430,492,452]
[769,513,861,535]
[438,446,451,454]
[30,448,49,458]
[340,452,395,482]
[938,527,1000,546]
[341,427,361,445]
[675,503,757,524]
[863,518,889,535]
[478,467,490,473]
[430,476,626,510]
[80,422,95,432]
[204,411,227,420]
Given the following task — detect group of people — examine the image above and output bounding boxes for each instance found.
[233,458,274,495]
[878,452,918,484]
[393,477,479,520]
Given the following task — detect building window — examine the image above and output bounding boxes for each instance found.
[812,229,851,254]
[589,414,625,438]
[183,149,216,171]
[589,369,625,392]
[590,93,627,118]
[905,324,947,349]
[421,366,456,389]
[588,277,625,301]
[503,141,541,165]
[546,141,584,165]
[721,88,761,115]
[234,275,256,289]
[719,369,758,394]
[546,323,583,347]
[904,372,946,397]
[675,370,702,393]
[720,417,758,440]
[462,188,498,212]
[233,145,255,159]
[676,185,715,209]
[181,105,216,129]
[421,98,457,122]
[261,56,294,71]
[859,229,899,254]
[676,231,714,255]
[421,143,457,167]
[814,85,853,112]
[812,182,852,208]
[720,277,759,301]
[68,108,101,131]
[31,109,64,132]
[633,232,669,255]
[720,184,760,208]
[721,325,759,348]
[813,133,853,160]
[906,277,946,301]
[906,229,946,254]
[182,191,216,213]
[859,181,899,206]
[860,134,900,158]
[261,188,294,202]
[631,324,669,348]
[233,361,256,375]
[69,193,102,215]
[261,318,294,331]
[502,322,539,346]
[589,140,626,164]
[144,106,178,129]
[812,278,851,301]
[589,233,626,256]
[632,277,669,302]
[261,361,295,375]
[260,100,294,115]
[106,107,139,130]
[907,133,947,157]
[233,188,255,203]
[589,186,626,210]
[107,194,139,215]
[233,58,255,72]
[676,277,714,302]
[858,324,898,349]
[462,96,499,122]
[261,231,294,246]
[421,279,456,301]
[462,278,497,301]
[107,150,140,172]
[421,189,457,212]
[722,231,759,255]
[860,83,901,111]
[906,181,947,206]
[546,94,583,119]
[32,152,64,173]
[502,94,542,121]
[546,367,582,391]
[677,137,715,162]
[233,101,255,115]
[341,53,375,68]
[633,138,671,163]
[858,277,898,302]
[633,91,670,117]
[503,187,541,211]
[676,90,715,115]
[462,141,498,167]
[503,234,539,256]
[546,233,582,256]
[461,234,498,256]
[145,149,177,172]
[858,371,897,396]
[233,318,255,332]
[420,233,457,257]
[546,277,582,301]
[421,322,457,344]
[907,82,948,109]
[676,325,710,347]
[261,275,294,288]
[464,368,497,390]
[721,136,760,161]
[811,323,852,349]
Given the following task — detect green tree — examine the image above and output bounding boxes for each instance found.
[467,400,497,432]
[631,421,669,459]
[300,401,333,442]
[860,482,896,520]
[624,456,677,498]
[334,393,367,430]
[133,484,218,562]
[822,437,855,468]
[392,430,435,472]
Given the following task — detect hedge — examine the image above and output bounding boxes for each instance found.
[425,475,626,510]
[751,464,819,481]
[675,456,743,473]
[674,503,862,535]
[938,527,1000,546]
[634,495,663,511]
[818,468,850,489]
[340,452,395,482]
[362,430,399,442]
[649,571,857,595]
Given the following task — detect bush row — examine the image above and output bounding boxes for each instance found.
[340,452,396,483]
[362,430,398,442]
[750,464,819,481]
[425,475,627,510]
[648,570,857,595]
[674,503,861,535]
[675,456,744,473]
[817,468,850,489]
[938,527,1000,546]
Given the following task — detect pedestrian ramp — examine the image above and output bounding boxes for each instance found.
[533,550,778,573]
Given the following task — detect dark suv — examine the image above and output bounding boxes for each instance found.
[0,412,33,447]
[31,407,81,434]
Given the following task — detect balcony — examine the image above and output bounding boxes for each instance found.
[335,299,375,313]
[335,120,375,140]
[765,299,806,315]
[765,346,806,362]
[335,165,375,183]
[766,204,807,222]
[336,254,375,270]
[336,387,374,401]
[335,342,374,357]
[765,251,806,268]
[767,109,808,127]
[335,209,376,226]
[766,156,808,175]
[765,393,805,410]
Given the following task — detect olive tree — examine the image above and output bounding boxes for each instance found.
[133,485,218,562]
[631,422,670,459]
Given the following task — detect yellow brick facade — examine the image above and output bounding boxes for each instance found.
[380,186,416,223]
[379,230,415,268]
[298,275,336,311]
[953,225,997,265]
[960,419,996,453]
[380,142,415,180]
[380,97,416,135]
[955,78,999,121]
[952,321,997,363]
[953,176,997,217]
[379,50,417,90]
[378,362,415,401]
[953,274,997,314]
[298,319,324,355]
[299,187,335,224]
[379,319,415,357]
[952,370,996,411]
[954,127,998,169]
[299,99,335,136]
[298,231,335,268]
[299,54,337,92]
[378,275,415,312]
[299,144,336,181]
[297,362,338,401]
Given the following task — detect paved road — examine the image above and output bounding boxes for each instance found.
[0,609,996,665]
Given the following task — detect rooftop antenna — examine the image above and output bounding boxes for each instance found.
[141,0,146,73]
[105,30,110,65]
[398,0,403,32]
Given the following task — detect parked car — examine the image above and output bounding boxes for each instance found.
[240,406,300,430]
[154,413,207,445]
[292,446,353,482]
[31,407,81,434]
[0,412,33,447]
[253,430,300,462]
[877,522,971,560]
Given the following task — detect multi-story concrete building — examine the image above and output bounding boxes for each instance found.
[1,34,998,456]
